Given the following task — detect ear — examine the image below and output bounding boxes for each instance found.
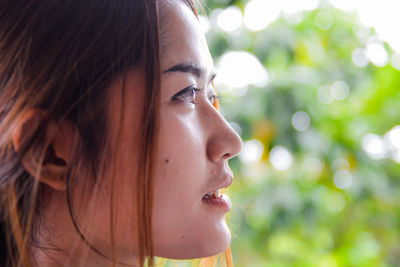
[12,110,75,191]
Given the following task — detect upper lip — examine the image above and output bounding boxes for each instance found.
[203,171,233,195]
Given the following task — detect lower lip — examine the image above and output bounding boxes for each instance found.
[202,194,232,211]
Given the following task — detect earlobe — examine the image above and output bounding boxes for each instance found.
[11,110,74,191]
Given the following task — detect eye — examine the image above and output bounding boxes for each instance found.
[208,93,219,105]
[207,87,220,107]
[172,85,201,104]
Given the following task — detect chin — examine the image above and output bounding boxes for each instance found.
[201,231,231,258]
[198,219,233,257]
[154,228,232,260]
[193,225,233,259]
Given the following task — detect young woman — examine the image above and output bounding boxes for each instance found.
[0,0,242,266]
[0,0,241,266]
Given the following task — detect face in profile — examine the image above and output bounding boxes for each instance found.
[61,0,242,263]
[150,0,242,259]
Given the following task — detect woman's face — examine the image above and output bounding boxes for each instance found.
[101,0,242,261]
[150,0,242,258]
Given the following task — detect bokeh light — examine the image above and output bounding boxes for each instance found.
[291,111,311,131]
[239,139,264,165]
[352,48,369,67]
[366,43,388,67]
[216,6,242,32]
[390,53,400,70]
[269,146,294,171]
[331,81,350,100]
[215,50,269,91]
[384,125,400,150]
[333,170,353,189]
[362,133,386,160]
[244,0,281,31]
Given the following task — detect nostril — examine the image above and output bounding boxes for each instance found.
[222,153,231,160]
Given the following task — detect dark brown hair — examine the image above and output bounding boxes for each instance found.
[0,0,160,266]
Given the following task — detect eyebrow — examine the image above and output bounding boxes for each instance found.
[162,62,216,83]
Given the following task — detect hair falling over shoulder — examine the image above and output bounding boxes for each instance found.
[0,0,233,266]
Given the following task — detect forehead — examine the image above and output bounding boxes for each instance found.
[159,0,213,72]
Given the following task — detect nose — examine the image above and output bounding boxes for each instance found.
[205,108,242,162]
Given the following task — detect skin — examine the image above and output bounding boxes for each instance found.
[25,0,241,266]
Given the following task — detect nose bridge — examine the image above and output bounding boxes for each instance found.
[202,104,242,161]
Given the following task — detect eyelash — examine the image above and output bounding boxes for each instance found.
[172,85,220,105]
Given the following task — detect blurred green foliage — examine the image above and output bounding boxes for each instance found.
[201,1,400,266]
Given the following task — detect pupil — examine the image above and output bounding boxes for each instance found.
[190,89,196,103]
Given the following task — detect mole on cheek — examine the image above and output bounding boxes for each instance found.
[165,159,170,164]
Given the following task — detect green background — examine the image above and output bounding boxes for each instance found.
[204,0,400,266]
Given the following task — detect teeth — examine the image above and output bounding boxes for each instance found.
[203,190,221,199]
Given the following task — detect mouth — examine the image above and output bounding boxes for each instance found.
[201,173,232,200]
[202,190,221,200]
[201,174,233,211]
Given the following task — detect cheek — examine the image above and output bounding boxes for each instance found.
[154,112,206,206]
[152,115,205,228]
[156,111,205,177]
